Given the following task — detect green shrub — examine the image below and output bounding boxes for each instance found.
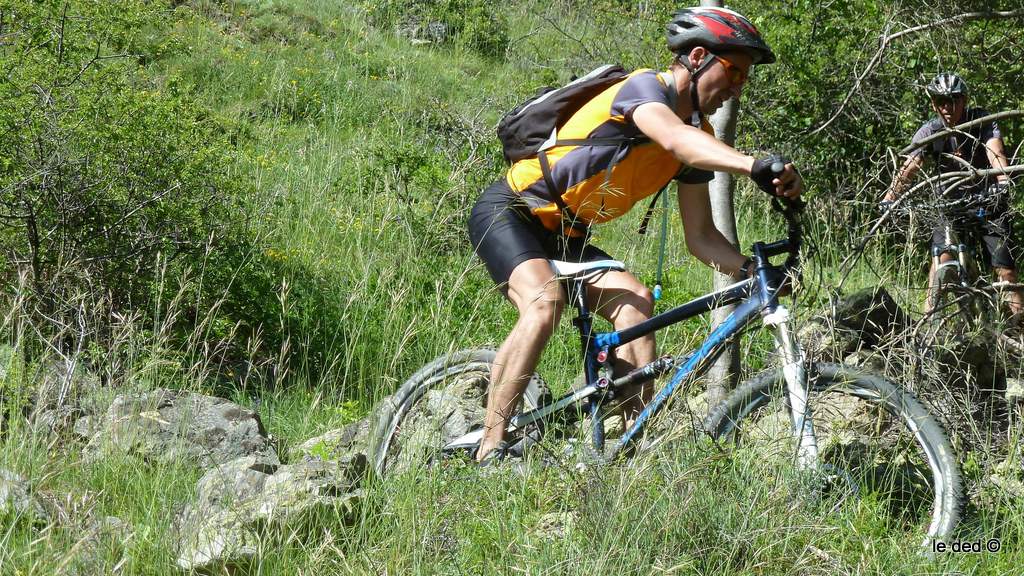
[0,1,252,350]
[363,0,509,60]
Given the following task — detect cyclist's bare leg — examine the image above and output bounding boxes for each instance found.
[477,258,564,462]
[993,266,1023,317]
[584,270,656,427]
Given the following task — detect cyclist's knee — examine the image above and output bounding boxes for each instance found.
[517,290,564,332]
[612,288,654,328]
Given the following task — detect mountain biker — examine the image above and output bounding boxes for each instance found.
[467,7,802,462]
[882,72,1019,315]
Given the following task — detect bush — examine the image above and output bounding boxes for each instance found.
[363,0,509,60]
[0,1,252,351]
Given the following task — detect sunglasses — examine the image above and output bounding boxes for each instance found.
[714,53,749,87]
[931,95,962,106]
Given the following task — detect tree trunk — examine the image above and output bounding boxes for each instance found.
[701,0,741,412]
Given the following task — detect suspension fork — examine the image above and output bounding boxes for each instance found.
[762,305,819,469]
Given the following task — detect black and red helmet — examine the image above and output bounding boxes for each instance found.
[666,7,776,64]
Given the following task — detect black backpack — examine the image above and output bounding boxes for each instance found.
[496,65,657,233]
[496,65,648,164]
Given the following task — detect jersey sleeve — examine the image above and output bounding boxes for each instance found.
[611,71,672,121]
[677,167,715,184]
[975,109,1001,141]
[907,122,934,159]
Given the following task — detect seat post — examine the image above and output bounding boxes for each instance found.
[567,277,593,357]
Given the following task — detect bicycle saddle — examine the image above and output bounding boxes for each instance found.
[549,259,626,280]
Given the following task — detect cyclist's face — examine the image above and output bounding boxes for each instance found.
[931,95,965,126]
[695,49,753,114]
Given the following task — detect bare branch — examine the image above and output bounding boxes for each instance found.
[898,110,1024,156]
[541,16,596,62]
[809,9,1024,136]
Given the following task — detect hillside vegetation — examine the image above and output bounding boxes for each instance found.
[1,0,1023,573]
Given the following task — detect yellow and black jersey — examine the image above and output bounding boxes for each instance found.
[506,68,714,235]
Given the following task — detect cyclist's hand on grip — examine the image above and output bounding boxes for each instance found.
[751,155,802,200]
[751,155,803,213]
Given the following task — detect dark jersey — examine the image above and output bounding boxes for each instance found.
[908,107,1001,194]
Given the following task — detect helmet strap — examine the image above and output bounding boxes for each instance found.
[677,52,718,128]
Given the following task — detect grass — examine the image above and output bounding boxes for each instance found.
[1,0,1023,574]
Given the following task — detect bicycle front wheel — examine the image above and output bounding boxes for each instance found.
[704,362,962,544]
[369,349,550,477]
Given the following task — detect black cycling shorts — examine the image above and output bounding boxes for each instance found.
[468,179,613,287]
[930,214,1017,270]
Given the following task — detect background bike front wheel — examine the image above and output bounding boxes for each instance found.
[704,362,962,545]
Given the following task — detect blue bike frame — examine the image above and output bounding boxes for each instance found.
[583,251,786,456]
[442,203,815,464]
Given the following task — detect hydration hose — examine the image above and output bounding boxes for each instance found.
[654,184,669,301]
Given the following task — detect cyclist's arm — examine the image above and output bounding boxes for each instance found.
[984,136,1011,184]
[676,181,747,279]
[632,101,799,198]
[885,155,924,202]
[633,102,752,173]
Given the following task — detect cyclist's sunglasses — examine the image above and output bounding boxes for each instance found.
[930,95,963,106]
[714,53,749,87]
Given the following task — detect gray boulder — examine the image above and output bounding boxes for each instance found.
[83,388,278,470]
[289,417,371,466]
[799,287,909,362]
[20,352,113,439]
[0,468,49,524]
[63,515,133,576]
[175,457,364,571]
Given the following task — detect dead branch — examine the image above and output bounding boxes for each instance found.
[810,9,1024,136]
[899,110,1024,156]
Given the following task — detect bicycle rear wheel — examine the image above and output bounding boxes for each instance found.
[705,362,962,544]
[370,349,550,477]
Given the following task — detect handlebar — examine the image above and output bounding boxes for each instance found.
[750,193,803,294]
[888,188,1005,224]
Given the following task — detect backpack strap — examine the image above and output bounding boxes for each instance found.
[638,72,682,235]
[538,136,650,236]
[537,149,589,235]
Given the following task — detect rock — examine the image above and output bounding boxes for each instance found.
[798,316,863,362]
[84,388,278,470]
[32,357,103,412]
[175,458,363,571]
[193,456,280,511]
[289,417,371,465]
[175,507,259,572]
[24,354,113,438]
[64,515,134,576]
[395,18,449,45]
[831,287,909,348]
[0,344,14,382]
[799,287,909,361]
[531,511,576,540]
[841,350,887,373]
[255,460,362,519]
[73,414,98,441]
[1007,378,1024,401]
[0,468,49,524]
